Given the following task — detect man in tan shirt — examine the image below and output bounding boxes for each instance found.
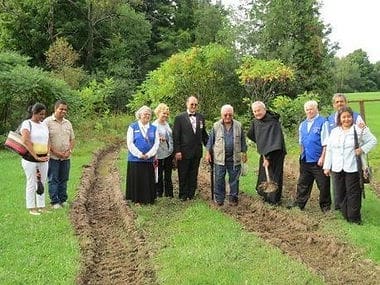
[44,100,75,209]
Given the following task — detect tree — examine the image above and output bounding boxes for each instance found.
[236,56,295,104]
[333,57,361,93]
[0,51,76,133]
[345,49,377,91]
[240,0,335,101]
[45,37,86,89]
[130,44,244,120]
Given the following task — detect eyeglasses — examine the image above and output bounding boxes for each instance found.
[190,103,198,107]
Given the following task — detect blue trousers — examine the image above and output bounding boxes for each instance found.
[214,163,241,203]
[48,158,70,205]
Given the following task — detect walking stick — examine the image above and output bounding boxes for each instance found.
[210,151,214,201]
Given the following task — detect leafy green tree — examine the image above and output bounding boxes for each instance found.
[140,0,231,71]
[130,44,244,120]
[45,37,87,89]
[0,51,77,133]
[345,49,377,91]
[240,0,335,101]
[333,57,361,93]
[373,61,380,90]
[236,56,295,104]
[0,0,52,66]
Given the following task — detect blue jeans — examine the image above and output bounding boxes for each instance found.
[48,158,70,205]
[214,163,241,203]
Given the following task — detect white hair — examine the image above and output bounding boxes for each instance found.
[135,105,152,119]
[251,101,266,110]
[221,104,234,114]
[304,100,318,110]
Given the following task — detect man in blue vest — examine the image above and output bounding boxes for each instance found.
[327,93,365,132]
[288,100,331,212]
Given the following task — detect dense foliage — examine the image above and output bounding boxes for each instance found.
[130,44,244,121]
[0,0,379,135]
[0,52,77,134]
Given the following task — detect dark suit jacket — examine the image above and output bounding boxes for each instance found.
[173,112,209,159]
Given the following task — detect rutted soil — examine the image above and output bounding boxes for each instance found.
[70,146,156,285]
[70,146,379,284]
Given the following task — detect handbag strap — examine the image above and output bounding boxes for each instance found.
[354,127,366,197]
[353,127,359,149]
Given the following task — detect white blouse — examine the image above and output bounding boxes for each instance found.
[323,125,377,173]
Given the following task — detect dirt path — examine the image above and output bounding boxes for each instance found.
[70,146,156,285]
[197,158,380,284]
[70,146,379,284]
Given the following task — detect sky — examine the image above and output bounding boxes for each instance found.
[219,0,380,63]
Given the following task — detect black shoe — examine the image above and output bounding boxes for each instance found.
[286,201,296,209]
[286,201,302,210]
[229,197,238,206]
[216,201,224,206]
[321,207,331,214]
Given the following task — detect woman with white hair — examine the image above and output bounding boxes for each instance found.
[126,105,160,204]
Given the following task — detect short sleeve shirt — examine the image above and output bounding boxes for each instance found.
[45,115,75,159]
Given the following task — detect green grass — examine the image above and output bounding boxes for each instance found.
[0,139,103,284]
[1,96,379,284]
[347,92,380,181]
[133,199,323,285]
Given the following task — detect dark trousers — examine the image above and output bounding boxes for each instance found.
[333,171,362,223]
[48,158,70,205]
[177,157,201,200]
[296,160,331,211]
[256,150,285,204]
[156,155,173,197]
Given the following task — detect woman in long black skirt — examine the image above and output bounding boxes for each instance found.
[126,105,159,204]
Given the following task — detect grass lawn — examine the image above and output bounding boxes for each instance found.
[0,95,379,284]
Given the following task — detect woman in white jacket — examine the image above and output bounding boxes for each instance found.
[323,107,377,224]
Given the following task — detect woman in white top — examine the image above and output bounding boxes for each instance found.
[153,103,174,197]
[20,103,50,215]
[323,107,377,224]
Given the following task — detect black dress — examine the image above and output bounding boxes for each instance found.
[126,161,156,204]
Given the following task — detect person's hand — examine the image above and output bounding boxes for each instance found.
[355,147,363,156]
[38,155,49,162]
[263,158,269,168]
[358,122,366,129]
[140,154,149,160]
[175,152,182,161]
[323,169,330,176]
[317,157,324,167]
[242,153,247,163]
[205,153,211,163]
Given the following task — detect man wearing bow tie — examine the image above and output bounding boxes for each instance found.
[173,96,209,201]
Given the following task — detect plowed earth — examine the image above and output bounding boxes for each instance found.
[70,145,379,284]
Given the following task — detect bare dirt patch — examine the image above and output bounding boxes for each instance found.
[70,146,379,284]
[70,146,157,285]
[197,158,380,285]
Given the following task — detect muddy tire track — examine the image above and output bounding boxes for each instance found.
[197,159,380,285]
[70,146,156,285]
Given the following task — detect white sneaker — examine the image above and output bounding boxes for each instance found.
[60,202,68,208]
[52,204,61,209]
[29,210,41,216]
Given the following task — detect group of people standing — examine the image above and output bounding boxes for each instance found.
[125,96,278,207]
[288,94,377,224]
[126,96,209,205]
[20,100,75,215]
[125,93,377,224]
